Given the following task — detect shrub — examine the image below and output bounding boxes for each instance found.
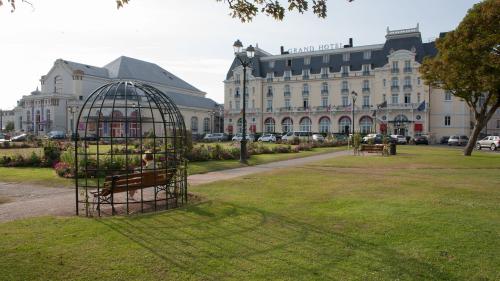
[43,141,61,166]
[297,143,313,151]
[54,162,74,178]
[2,142,10,148]
[29,151,42,167]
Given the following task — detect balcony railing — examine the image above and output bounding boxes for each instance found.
[404,67,412,73]
[391,85,400,92]
[314,106,329,112]
[362,87,370,94]
[362,71,370,76]
[302,75,310,80]
[341,72,349,77]
[279,107,293,112]
[391,68,400,74]
[296,106,311,112]
[403,85,412,91]
[266,107,273,112]
[321,73,329,79]
[321,89,329,95]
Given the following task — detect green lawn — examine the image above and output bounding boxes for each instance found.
[0,146,346,186]
[0,147,43,157]
[0,146,499,280]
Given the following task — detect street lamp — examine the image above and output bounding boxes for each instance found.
[351,91,358,134]
[233,39,255,164]
[68,105,79,134]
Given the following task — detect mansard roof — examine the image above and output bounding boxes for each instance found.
[225,26,439,80]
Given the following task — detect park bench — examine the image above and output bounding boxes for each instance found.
[360,144,388,155]
[92,169,177,213]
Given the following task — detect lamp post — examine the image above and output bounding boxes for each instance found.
[218,106,224,133]
[351,91,358,135]
[68,105,79,135]
[233,39,255,164]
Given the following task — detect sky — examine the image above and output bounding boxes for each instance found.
[0,0,482,109]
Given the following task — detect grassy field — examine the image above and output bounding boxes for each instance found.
[0,146,499,280]
[0,147,43,157]
[0,146,345,187]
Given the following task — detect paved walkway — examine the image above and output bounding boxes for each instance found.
[0,149,350,223]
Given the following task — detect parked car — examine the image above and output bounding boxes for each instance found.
[475,135,499,151]
[258,134,276,142]
[0,133,7,143]
[282,131,313,142]
[414,135,429,145]
[440,136,450,144]
[10,133,28,142]
[232,133,254,142]
[391,135,407,144]
[312,133,325,142]
[46,130,66,140]
[71,133,98,141]
[448,135,469,146]
[203,133,227,142]
[362,134,385,144]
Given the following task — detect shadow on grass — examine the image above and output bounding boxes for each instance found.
[97,201,458,280]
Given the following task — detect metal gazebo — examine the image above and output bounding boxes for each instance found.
[74,81,188,216]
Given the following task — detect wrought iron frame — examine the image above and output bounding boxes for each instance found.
[74,81,188,216]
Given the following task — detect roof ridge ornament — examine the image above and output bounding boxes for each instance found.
[386,24,421,40]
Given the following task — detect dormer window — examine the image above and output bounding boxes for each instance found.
[304,57,311,65]
[341,65,349,77]
[266,72,273,82]
[342,53,350,62]
[363,50,371,60]
[322,55,329,63]
[362,64,370,76]
[284,70,291,81]
[302,69,310,80]
[269,61,275,68]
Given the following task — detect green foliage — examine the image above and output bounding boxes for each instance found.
[352,133,361,149]
[5,121,14,132]
[42,141,61,166]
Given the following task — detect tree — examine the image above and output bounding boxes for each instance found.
[2,0,354,21]
[420,0,500,156]
[5,121,14,132]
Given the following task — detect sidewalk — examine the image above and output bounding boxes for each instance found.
[0,149,349,222]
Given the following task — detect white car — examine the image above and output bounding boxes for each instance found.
[476,136,499,151]
[312,134,325,142]
[258,134,276,142]
[391,135,407,144]
[232,134,253,142]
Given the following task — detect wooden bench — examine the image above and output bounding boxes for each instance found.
[360,144,388,155]
[92,169,177,213]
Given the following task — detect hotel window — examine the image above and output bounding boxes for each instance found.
[266,72,273,82]
[286,59,292,67]
[342,53,350,62]
[417,92,421,103]
[321,82,329,94]
[229,101,232,109]
[363,80,370,91]
[284,70,291,81]
[362,95,370,108]
[302,83,310,95]
[321,96,329,107]
[319,117,331,133]
[404,93,411,104]
[203,118,210,133]
[252,99,255,108]
[304,57,311,65]
[342,96,349,107]
[383,79,386,87]
[341,80,349,91]
[284,98,291,109]
[362,64,370,75]
[267,99,273,111]
[282,118,293,133]
[234,87,240,98]
[392,94,399,104]
[445,91,452,101]
[322,55,329,63]
[54,75,63,93]
[302,69,310,80]
[341,65,349,77]
[404,60,412,72]
[191,117,198,133]
[392,61,399,72]
[444,115,451,126]
[303,97,309,109]
[269,61,275,68]
[235,74,241,83]
[264,118,275,133]
[363,50,371,60]
[299,117,312,132]
[359,116,373,134]
[284,84,291,96]
[321,67,329,78]
[267,86,273,97]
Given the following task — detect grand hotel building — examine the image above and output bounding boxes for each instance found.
[223,25,500,141]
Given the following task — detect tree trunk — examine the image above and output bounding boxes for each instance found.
[464,119,485,156]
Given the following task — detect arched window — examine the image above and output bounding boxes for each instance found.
[339,116,351,134]
[319,117,331,133]
[281,117,293,133]
[191,116,198,133]
[394,114,408,122]
[54,75,63,93]
[299,117,312,132]
[203,117,210,133]
[359,116,373,134]
[264,118,275,133]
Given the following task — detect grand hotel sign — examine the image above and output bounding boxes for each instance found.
[287,43,344,54]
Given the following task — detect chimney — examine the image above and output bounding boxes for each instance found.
[344,38,354,48]
[280,46,284,54]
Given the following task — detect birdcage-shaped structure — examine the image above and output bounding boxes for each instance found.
[74,81,187,216]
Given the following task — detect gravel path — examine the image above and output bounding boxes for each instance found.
[0,149,350,223]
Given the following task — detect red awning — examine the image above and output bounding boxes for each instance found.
[250,125,256,133]
[414,123,423,132]
[380,123,387,133]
